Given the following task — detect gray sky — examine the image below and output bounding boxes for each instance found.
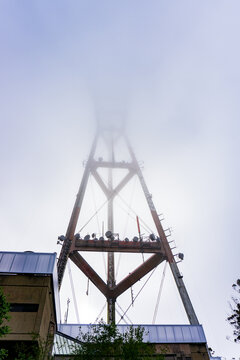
[1,1,240,358]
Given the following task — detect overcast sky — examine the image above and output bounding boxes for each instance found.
[1,1,240,358]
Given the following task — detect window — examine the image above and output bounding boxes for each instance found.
[10,303,39,312]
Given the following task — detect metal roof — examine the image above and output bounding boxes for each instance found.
[57,324,207,345]
[0,251,56,274]
[0,251,61,324]
[53,333,80,356]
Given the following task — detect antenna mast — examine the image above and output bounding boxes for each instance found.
[57,126,198,325]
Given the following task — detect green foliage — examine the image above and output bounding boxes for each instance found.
[0,349,8,360]
[11,341,40,360]
[0,336,54,360]
[227,279,240,343]
[0,288,10,339]
[0,287,10,359]
[11,334,54,360]
[70,320,165,359]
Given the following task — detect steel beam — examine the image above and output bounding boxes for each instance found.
[111,253,166,298]
[70,251,109,297]
[92,160,134,170]
[113,170,135,195]
[92,169,110,198]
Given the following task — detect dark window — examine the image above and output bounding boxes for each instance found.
[10,303,39,312]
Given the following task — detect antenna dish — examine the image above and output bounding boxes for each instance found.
[105,231,112,238]
[178,253,184,260]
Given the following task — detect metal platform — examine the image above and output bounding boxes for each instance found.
[73,238,163,253]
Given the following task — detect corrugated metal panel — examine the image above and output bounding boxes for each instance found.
[0,251,56,274]
[57,324,207,345]
[53,334,80,355]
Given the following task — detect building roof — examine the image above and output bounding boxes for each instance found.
[0,251,56,274]
[53,332,80,356]
[57,323,207,344]
[53,324,207,356]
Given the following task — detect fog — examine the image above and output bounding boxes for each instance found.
[1,1,240,358]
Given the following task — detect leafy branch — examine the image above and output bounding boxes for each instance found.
[227,279,240,343]
[69,320,165,359]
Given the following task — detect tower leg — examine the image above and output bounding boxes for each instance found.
[107,297,116,324]
[107,136,116,323]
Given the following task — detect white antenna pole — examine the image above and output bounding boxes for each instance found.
[64,298,70,324]
[68,261,80,323]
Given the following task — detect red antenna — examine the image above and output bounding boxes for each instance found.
[136,216,142,241]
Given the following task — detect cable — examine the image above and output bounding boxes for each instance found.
[116,308,129,325]
[77,198,108,233]
[90,175,107,278]
[116,193,154,234]
[117,267,157,324]
[115,176,137,280]
[94,302,106,323]
[90,174,101,234]
[152,261,168,324]
[116,302,133,324]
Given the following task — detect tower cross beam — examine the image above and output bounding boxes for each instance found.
[92,169,111,198]
[92,160,135,170]
[70,251,109,297]
[111,253,166,298]
[91,169,135,200]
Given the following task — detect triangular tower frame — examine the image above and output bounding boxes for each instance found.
[57,126,199,325]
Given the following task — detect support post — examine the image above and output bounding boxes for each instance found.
[107,134,116,323]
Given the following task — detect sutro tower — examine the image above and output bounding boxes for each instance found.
[57,125,199,325]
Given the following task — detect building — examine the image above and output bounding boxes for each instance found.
[53,323,210,359]
[0,251,60,358]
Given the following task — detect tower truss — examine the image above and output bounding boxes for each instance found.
[57,127,199,325]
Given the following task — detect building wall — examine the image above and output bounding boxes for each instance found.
[0,274,56,344]
[53,338,210,359]
[155,343,210,359]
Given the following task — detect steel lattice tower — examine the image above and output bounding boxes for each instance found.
[57,126,199,325]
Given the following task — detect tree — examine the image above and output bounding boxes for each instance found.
[70,320,165,359]
[0,287,10,359]
[227,279,240,343]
